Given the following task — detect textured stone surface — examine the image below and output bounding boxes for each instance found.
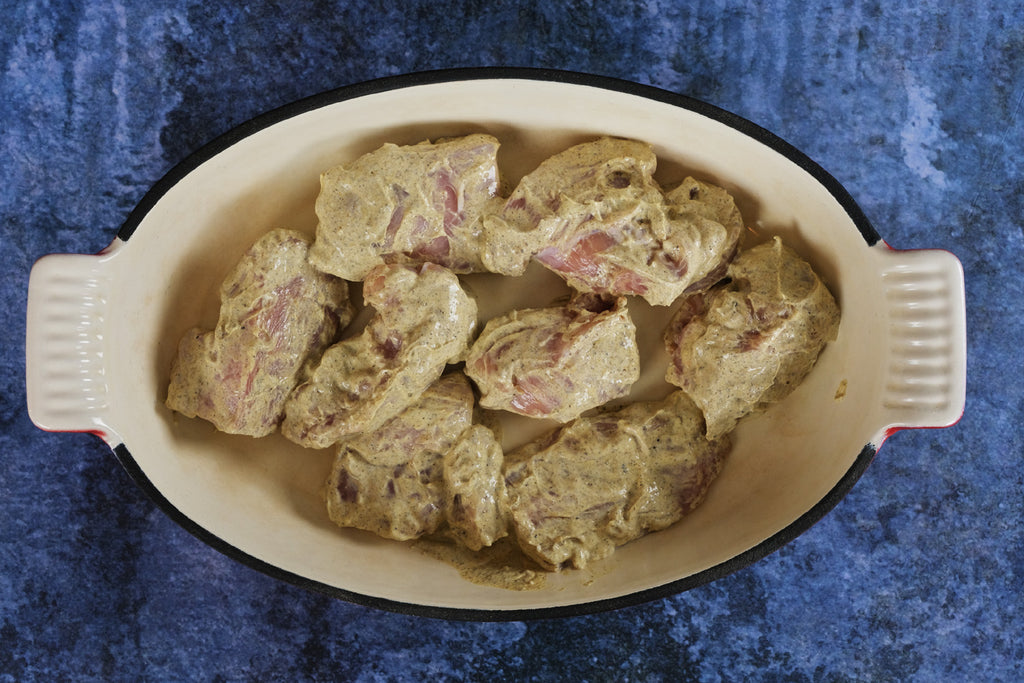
[2,1,1022,680]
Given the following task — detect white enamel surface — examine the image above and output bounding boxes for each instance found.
[25,78,967,613]
[26,250,120,439]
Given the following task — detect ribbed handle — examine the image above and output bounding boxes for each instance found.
[874,246,966,431]
[25,246,122,444]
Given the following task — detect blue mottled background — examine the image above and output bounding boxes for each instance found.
[3,1,1022,680]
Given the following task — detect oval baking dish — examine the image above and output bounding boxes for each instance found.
[25,68,966,620]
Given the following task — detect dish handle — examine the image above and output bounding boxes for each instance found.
[25,241,125,446]
[872,244,967,435]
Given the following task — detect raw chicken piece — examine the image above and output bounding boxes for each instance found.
[282,262,477,449]
[325,374,476,541]
[442,424,510,551]
[664,237,840,440]
[165,229,352,437]
[464,293,640,422]
[309,134,501,280]
[482,137,743,305]
[481,137,661,277]
[504,391,730,571]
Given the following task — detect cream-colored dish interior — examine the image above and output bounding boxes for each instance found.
[28,78,965,613]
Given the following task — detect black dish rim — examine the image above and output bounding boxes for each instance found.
[112,67,881,621]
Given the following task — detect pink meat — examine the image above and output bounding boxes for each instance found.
[504,391,730,571]
[281,263,478,449]
[309,134,501,280]
[324,374,476,541]
[483,138,743,305]
[465,293,640,423]
[165,229,353,437]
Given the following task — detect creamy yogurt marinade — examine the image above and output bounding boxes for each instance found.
[164,134,840,589]
[664,237,840,441]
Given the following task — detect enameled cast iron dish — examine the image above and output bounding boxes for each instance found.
[26,68,966,620]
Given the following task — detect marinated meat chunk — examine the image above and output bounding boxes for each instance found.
[665,237,841,440]
[504,391,730,571]
[661,176,745,292]
[481,137,661,277]
[464,293,640,422]
[166,228,353,437]
[325,374,476,541]
[282,262,478,448]
[442,424,510,551]
[482,137,743,305]
[309,134,501,280]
